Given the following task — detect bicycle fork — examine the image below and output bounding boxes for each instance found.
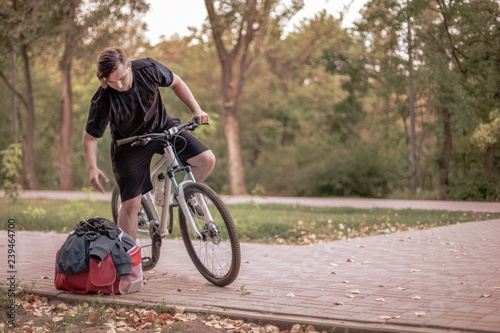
[177,180,216,240]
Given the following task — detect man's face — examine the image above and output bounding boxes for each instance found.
[107,63,132,91]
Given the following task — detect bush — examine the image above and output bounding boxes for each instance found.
[450,174,500,201]
[297,140,399,198]
[0,143,24,200]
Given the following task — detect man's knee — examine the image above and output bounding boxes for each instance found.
[189,150,216,169]
[120,195,141,213]
[203,150,216,169]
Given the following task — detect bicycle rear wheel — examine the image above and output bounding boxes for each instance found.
[178,183,241,287]
[111,186,161,271]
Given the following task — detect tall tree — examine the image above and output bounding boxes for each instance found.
[406,0,418,194]
[0,0,62,189]
[416,0,500,198]
[56,0,149,190]
[58,0,79,190]
[204,0,303,195]
[356,0,420,191]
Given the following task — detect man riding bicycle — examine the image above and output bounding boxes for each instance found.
[82,47,215,240]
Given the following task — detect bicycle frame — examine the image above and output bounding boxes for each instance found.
[145,143,214,240]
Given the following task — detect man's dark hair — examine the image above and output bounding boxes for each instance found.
[96,47,128,88]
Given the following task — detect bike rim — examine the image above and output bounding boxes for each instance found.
[183,190,236,280]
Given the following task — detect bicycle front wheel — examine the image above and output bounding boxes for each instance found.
[111,186,161,271]
[179,183,241,287]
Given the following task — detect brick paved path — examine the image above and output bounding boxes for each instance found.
[1,198,500,332]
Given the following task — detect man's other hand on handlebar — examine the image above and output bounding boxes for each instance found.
[191,110,209,124]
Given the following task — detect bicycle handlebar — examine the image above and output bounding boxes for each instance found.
[116,121,207,147]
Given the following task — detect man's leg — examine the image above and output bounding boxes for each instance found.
[186,150,216,182]
[117,194,141,240]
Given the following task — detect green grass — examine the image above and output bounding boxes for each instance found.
[0,198,114,233]
[1,198,499,245]
[230,202,500,244]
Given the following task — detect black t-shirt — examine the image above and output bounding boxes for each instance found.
[85,58,175,141]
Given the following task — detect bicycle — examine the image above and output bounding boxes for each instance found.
[111,121,241,287]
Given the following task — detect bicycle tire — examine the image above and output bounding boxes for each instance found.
[178,183,241,287]
[111,186,161,271]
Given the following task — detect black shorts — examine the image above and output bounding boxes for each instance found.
[112,130,209,202]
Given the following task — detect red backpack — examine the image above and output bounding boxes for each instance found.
[54,245,142,295]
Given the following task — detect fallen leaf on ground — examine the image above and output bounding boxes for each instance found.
[146,311,157,323]
[22,325,33,332]
[57,303,68,310]
[351,289,360,294]
[88,312,99,323]
[481,294,491,298]
[158,313,173,320]
[414,312,426,317]
[286,292,295,298]
[412,296,421,300]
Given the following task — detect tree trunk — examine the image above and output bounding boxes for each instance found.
[484,144,496,177]
[58,3,77,190]
[407,0,418,195]
[205,0,274,196]
[59,46,74,190]
[438,107,452,200]
[224,109,247,195]
[11,50,20,144]
[20,41,40,190]
[220,59,247,195]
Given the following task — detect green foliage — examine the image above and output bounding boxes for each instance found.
[22,206,47,220]
[57,200,96,222]
[471,109,500,150]
[0,143,24,200]
[450,172,500,202]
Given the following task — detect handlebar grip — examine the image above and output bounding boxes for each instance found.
[116,136,138,146]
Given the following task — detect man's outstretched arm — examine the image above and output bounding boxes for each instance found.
[82,131,109,193]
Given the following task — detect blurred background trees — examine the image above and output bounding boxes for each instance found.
[1,0,498,201]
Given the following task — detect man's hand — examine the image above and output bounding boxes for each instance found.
[89,168,109,193]
[191,110,209,124]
